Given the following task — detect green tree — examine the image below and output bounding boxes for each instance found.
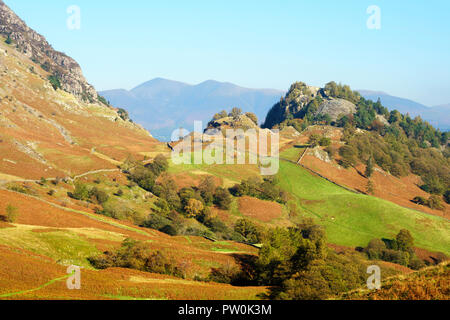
[214,187,232,210]
[184,198,204,218]
[71,182,90,201]
[90,187,109,204]
[4,35,12,45]
[48,75,61,90]
[396,229,414,253]
[198,176,216,205]
[365,156,374,178]
[146,154,169,176]
[234,219,263,244]
[229,107,243,120]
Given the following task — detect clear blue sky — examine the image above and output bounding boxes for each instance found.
[6,0,450,106]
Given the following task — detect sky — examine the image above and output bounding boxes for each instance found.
[5,0,450,106]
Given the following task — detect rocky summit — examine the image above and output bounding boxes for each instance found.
[0,0,97,102]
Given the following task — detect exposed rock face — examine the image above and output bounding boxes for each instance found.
[0,0,97,102]
[206,114,259,132]
[263,82,321,128]
[316,98,356,122]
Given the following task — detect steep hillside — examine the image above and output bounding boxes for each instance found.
[101,78,283,141]
[341,262,449,300]
[0,0,96,102]
[0,33,163,181]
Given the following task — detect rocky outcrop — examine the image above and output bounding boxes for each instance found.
[263,82,320,128]
[316,98,356,122]
[0,0,97,102]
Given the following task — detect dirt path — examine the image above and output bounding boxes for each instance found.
[0,168,120,186]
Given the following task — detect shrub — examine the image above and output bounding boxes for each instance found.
[146,154,169,176]
[48,75,61,90]
[208,262,243,284]
[234,219,263,244]
[70,182,90,201]
[214,187,232,210]
[308,134,321,147]
[129,165,156,192]
[198,176,216,205]
[89,239,186,278]
[4,35,12,45]
[396,229,414,253]
[97,95,110,106]
[444,190,450,204]
[117,108,130,121]
[90,187,109,204]
[245,112,258,125]
[184,198,204,218]
[5,204,18,223]
[427,195,444,211]
[339,145,358,168]
[363,239,386,260]
[409,257,426,270]
[159,224,178,236]
[229,107,243,119]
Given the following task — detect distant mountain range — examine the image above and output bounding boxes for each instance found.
[101,80,449,141]
[359,90,450,131]
[100,79,284,141]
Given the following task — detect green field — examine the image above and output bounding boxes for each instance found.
[278,160,450,254]
[167,153,450,254]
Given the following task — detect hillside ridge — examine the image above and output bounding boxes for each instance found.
[0,0,97,102]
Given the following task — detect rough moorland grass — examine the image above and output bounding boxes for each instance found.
[168,156,260,186]
[0,225,99,268]
[280,147,305,162]
[278,161,450,254]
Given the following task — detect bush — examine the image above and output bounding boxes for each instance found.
[70,182,90,201]
[89,239,186,278]
[146,154,169,176]
[159,224,178,236]
[117,108,130,121]
[214,187,232,210]
[198,176,216,205]
[427,195,444,210]
[98,95,110,106]
[90,187,109,204]
[339,145,358,168]
[230,176,287,204]
[234,219,263,244]
[184,198,204,218]
[412,195,444,211]
[363,239,386,260]
[229,107,243,119]
[409,257,426,270]
[245,112,258,125]
[4,36,12,45]
[48,75,61,90]
[444,190,450,204]
[5,204,18,223]
[208,262,243,284]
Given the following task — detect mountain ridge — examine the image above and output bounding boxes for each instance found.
[101,78,284,141]
[359,90,450,131]
[0,0,97,102]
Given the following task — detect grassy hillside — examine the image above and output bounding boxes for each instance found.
[278,160,450,254]
[341,262,449,300]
